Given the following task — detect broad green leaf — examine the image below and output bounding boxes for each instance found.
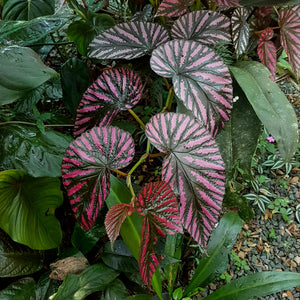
[0,15,69,46]
[52,263,119,300]
[103,278,128,300]
[2,0,55,20]
[230,61,298,162]
[35,271,60,300]
[61,57,92,117]
[216,82,261,180]
[0,170,63,250]
[0,277,36,299]
[0,46,57,105]
[0,229,43,277]
[204,271,300,300]
[0,124,73,177]
[184,212,242,297]
[240,0,300,5]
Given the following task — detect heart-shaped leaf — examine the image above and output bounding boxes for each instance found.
[150,40,232,136]
[278,7,300,78]
[88,21,169,60]
[74,68,143,137]
[62,126,135,231]
[156,0,194,18]
[257,27,276,81]
[145,113,225,247]
[171,11,231,47]
[0,229,43,277]
[0,170,63,250]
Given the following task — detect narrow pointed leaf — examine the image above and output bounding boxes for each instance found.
[150,40,232,136]
[171,11,231,46]
[62,126,135,230]
[105,203,135,247]
[231,8,252,55]
[257,27,276,81]
[145,113,225,247]
[74,68,142,137]
[204,271,300,300]
[155,0,194,18]
[88,21,169,60]
[217,0,240,6]
[278,7,300,78]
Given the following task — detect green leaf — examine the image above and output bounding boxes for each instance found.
[35,271,60,300]
[0,124,73,177]
[0,15,69,46]
[0,229,43,277]
[52,263,119,300]
[0,277,36,299]
[67,12,114,56]
[0,170,63,250]
[230,61,298,162]
[103,278,128,300]
[2,0,55,20]
[240,0,300,5]
[125,295,152,300]
[216,81,261,180]
[184,212,242,297]
[61,57,92,117]
[204,271,300,300]
[0,46,58,105]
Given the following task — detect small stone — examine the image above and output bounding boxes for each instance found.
[289,253,295,259]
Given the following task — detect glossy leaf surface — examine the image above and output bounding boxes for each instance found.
[145,113,225,247]
[103,279,128,300]
[257,27,276,81]
[171,11,231,46]
[205,271,300,300]
[0,229,43,277]
[0,46,57,105]
[156,0,194,18]
[89,21,169,60]
[0,170,63,250]
[2,0,54,20]
[150,40,232,136]
[231,8,251,55]
[0,124,72,177]
[0,277,36,299]
[278,7,300,78]
[230,61,298,161]
[74,68,142,136]
[62,126,135,230]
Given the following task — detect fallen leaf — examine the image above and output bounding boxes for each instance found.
[290,176,299,185]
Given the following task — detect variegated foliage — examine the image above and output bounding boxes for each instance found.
[62,126,135,230]
[145,113,225,247]
[74,68,143,137]
[156,0,194,18]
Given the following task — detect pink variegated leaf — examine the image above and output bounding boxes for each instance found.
[278,7,300,78]
[257,27,276,81]
[139,218,162,285]
[231,7,252,55]
[150,40,232,136]
[105,203,135,247]
[155,0,194,18]
[145,113,225,248]
[216,0,240,7]
[88,21,169,60]
[74,68,142,137]
[136,182,182,236]
[171,11,231,46]
[62,126,134,230]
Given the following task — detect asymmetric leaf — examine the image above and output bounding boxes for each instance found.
[156,0,194,18]
[231,7,252,55]
[217,0,240,6]
[74,68,142,137]
[150,40,232,136]
[145,113,225,247]
[105,203,135,248]
[62,126,135,230]
[0,170,63,250]
[89,21,169,60]
[257,27,276,81]
[171,11,231,46]
[278,7,300,78]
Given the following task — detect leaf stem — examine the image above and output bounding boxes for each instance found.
[163,77,170,90]
[0,121,74,128]
[162,86,174,113]
[112,169,128,177]
[149,152,165,158]
[128,109,146,130]
[128,153,149,176]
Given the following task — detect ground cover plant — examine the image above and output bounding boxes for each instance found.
[0,0,300,299]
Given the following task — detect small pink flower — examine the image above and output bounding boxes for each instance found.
[267,136,275,143]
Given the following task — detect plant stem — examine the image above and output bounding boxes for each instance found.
[126,175,136,198]
[149,152,165,158]
[128,153,149,176]
[163,77,170,90]
[128,109,146,130]
[29,42,74,47]
[0,121,74,128]
[162,86,174,113]
[112,169,128,177]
